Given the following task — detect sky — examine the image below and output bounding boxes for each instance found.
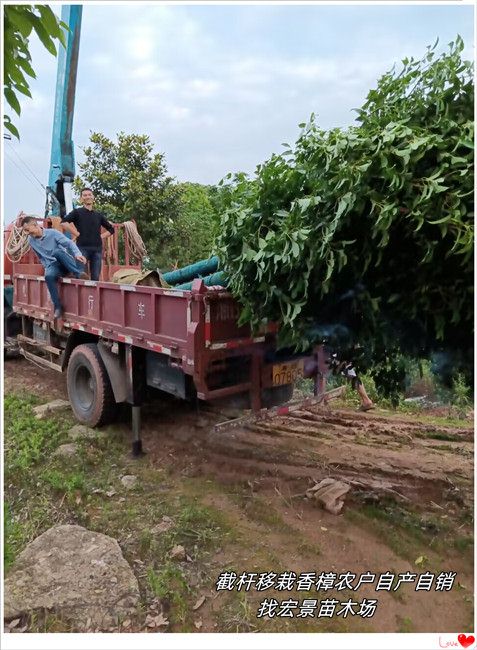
[2,1,474,221]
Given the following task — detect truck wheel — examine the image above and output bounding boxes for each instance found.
[67,343,115,426]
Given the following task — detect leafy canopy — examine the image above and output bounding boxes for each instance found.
[75,132,183,267]
[154,182,217,270]
[215,38,474,363]
[3,4,66,138]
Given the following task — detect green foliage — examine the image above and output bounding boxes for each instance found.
[155,500,227,554]
[449,372,471,419]
[367,349,410,405]
[147,563,190,623]
[3,5,66,138]
[41,468,87,495]
[75,132,183,267]
[4,501,21,571]
[4,394,63,475]
[215,39,473,369]
[155,182,217,270]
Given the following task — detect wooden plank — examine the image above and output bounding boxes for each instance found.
[20,349,63,372]
[213,385,347,433]
[17,334,62,356]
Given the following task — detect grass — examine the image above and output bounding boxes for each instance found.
[41,467,87,496]
[147,562,191,625]
[453,536,474,553]
[4,394,66,476]
[4,394,78,571]
[3,393,231,631]
[345,498,474,566]
[396,615,414,633]
[296,372,474,427]
[414,430,468,442]
[4,502,22,571]
[216,592,258,633]
[224,482,291,531]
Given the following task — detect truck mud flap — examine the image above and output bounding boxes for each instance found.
[97,341,128,403]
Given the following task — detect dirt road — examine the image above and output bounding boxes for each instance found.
[4,357,474,633]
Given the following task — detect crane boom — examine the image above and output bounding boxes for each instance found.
[46,5,82,218]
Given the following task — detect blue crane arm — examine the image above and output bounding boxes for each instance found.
[46,5,82,217]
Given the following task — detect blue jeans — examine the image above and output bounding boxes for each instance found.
[45,249,85,310]
[79,246,102,281]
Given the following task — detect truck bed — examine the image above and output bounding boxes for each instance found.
[13,274,283,404]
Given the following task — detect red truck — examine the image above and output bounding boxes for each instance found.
[8,219,328,454]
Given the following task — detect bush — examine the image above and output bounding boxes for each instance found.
[449,372,472,418]
[215,39,473,394]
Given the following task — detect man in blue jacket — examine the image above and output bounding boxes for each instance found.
[21,216,88,319]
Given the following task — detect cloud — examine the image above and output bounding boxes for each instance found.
[187,78,220,98]
[127,27,156,62]
[87,53,114,71]
[3,3,473,219]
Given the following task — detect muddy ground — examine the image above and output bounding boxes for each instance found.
[4,357,474,633]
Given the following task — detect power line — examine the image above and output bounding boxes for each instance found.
[5,142,46,190]
[4,149,45,196]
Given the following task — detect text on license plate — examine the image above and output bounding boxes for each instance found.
[272,360,304,386]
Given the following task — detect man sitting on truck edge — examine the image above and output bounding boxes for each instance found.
[21,216,88,319]
[61,188,115,281]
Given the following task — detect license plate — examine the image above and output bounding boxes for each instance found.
[272,360,304,386]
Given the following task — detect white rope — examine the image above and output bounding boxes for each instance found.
[7,215,147,266]
[123,220,147,261]
[6,212,32,262]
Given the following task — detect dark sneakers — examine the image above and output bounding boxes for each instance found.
[65,272,89,279]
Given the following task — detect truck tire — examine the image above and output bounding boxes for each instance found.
[67,343,115,426]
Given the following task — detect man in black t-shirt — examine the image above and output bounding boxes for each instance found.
[62,188,115,280]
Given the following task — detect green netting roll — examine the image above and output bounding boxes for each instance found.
[4,286,14,309]
[162,256,219,285]
[174,271,228,291]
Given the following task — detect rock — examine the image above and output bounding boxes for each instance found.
[120,475,138,490]
[306,478,351,515]
[68,424,106,441]
[33,399,70,420]
[169,544,186,561]
[151,516,174,536]
[145,612,169,628]
[187,573,199,588]
[192,595,206,610]
[4,524,140,631]
[53,443,78,458]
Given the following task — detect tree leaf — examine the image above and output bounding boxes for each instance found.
[4,88,21,115]
[4,119,20,139]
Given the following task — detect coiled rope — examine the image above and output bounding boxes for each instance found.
[7,214,147,265]
[6,212,32,262]
[123,220,147,261]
